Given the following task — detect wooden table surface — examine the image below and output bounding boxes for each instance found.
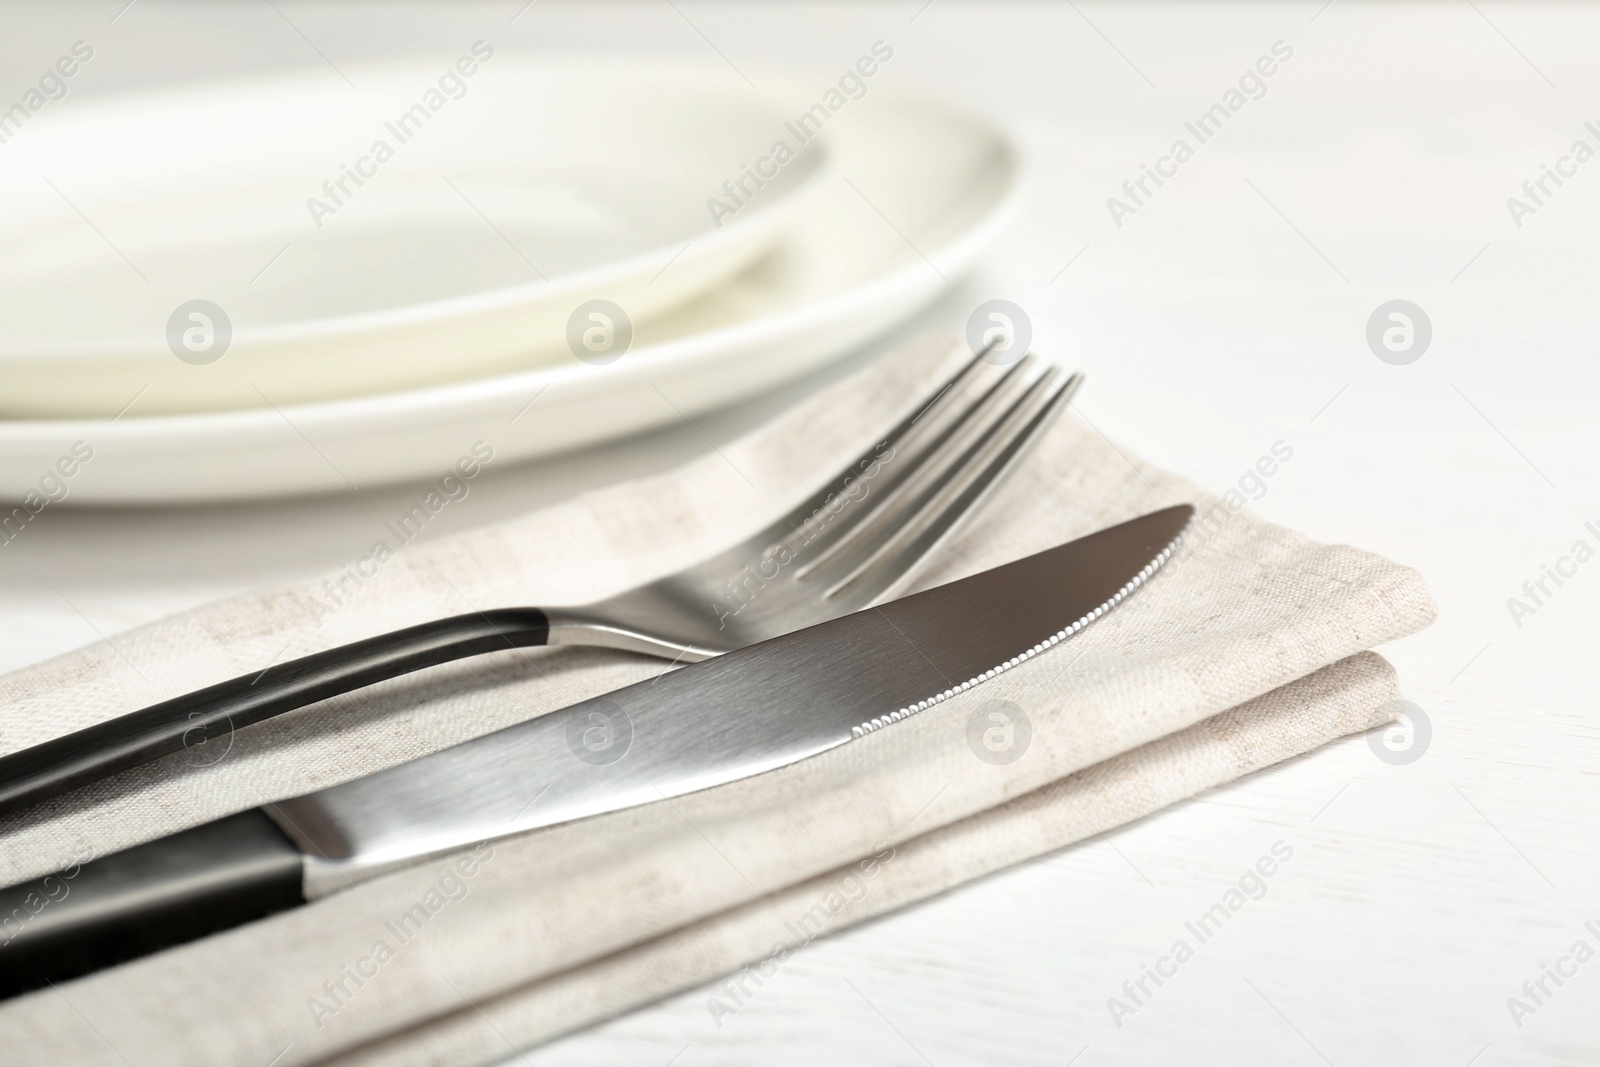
[2,3,1596,1064]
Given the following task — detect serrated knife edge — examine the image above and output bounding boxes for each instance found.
[850,512,1191,737]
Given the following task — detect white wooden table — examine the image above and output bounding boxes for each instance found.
[3,3,1597,1064]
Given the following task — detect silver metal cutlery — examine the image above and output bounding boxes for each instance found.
[0,347,1079,816]
[0,504,1194,996]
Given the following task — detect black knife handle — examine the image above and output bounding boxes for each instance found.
[0,607,550,817]
[0,809,304,998]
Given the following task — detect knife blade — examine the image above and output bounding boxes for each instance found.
[0,504,1191,997]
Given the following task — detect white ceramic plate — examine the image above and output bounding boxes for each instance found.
[0,75,1023,504]
[0,59,831,416]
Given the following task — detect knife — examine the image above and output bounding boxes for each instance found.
[0,505,1191,997]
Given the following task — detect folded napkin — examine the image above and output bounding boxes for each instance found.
[0,333,1434,1066]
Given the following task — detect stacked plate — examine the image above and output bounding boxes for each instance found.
[0,57,1023,502]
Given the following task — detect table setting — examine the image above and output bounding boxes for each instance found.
[0,329,1434,1063]
[1,3,1593,1066]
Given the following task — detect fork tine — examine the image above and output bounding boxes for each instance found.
[766,340,1022,563]
[794,353,1044,578]
[824,366,1082,603]
[789,354,1041,572]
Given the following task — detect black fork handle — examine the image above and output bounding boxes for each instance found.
[0,607,550,818]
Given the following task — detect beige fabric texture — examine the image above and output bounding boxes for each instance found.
[0,333,1436,1066]
[327,651,1396,1067]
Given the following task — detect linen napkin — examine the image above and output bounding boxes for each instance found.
[0,332,1435,1066]
[329,651,1397,1067]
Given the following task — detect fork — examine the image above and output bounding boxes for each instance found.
[0,348,1081,816]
